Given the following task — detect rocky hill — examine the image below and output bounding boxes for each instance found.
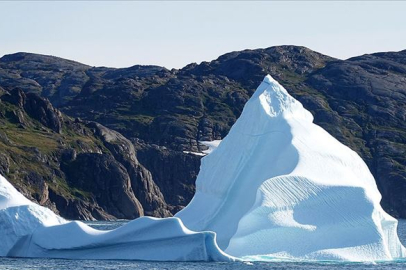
[1,46,406,218]
[0,89,173,220]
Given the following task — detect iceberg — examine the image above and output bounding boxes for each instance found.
[8,216,231,261]
[176,75,406,261]
[0,174,65,257]
[0,175,231,261]
[1,75,405,262]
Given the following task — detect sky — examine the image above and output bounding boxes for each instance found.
[1,1,406,69]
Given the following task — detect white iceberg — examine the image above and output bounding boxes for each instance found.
[0,174,65,257]
[0,175,231,261]
[176,75,406,261]
[8,216,231,261]
[1,75,405,262]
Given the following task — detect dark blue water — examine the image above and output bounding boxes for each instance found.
[1,220,406,270]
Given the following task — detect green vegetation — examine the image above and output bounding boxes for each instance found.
[0,99,106,205]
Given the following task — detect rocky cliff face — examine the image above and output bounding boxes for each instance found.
[86,122,171,217]
[2,89,62,133]
[1,46,406,218]
[0,89,171,220]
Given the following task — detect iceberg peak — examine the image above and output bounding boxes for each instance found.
[262,74,278,84]
[254,74,313,121]
[234,74,313,136]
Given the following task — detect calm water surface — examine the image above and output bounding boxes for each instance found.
[1,220,406,270]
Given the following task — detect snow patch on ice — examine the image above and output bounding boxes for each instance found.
[182,140,222,156]
[183,151,206,156]
[200,140,222,155]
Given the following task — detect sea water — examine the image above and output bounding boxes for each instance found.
[1,220,406,270]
